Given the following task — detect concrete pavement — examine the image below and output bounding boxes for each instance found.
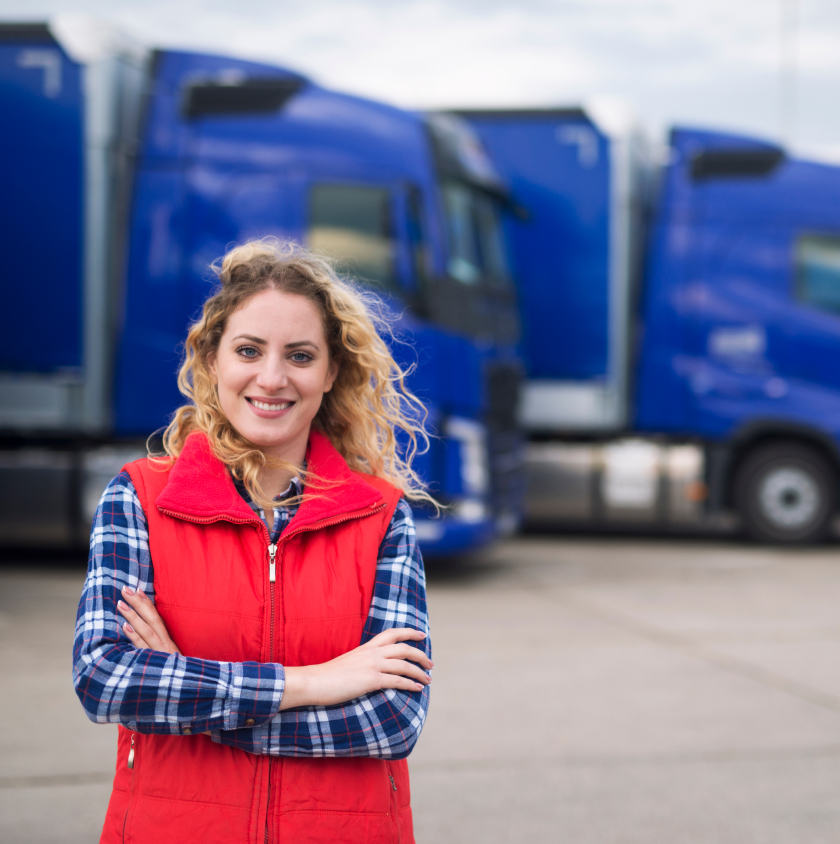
[2,536,840,842]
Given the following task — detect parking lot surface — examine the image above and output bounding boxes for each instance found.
[2,535,840,843]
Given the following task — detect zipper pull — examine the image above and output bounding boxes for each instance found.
[268,544,277,583]
[388,773,397,791]
[127,734,135,769]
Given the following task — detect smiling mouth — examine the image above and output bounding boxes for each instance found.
[247,398,295,411]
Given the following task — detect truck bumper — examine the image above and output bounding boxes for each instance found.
[414,514,500,557]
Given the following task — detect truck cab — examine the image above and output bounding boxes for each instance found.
[0,22,524,555]
[465,107,840,543]
[636,127,840,542]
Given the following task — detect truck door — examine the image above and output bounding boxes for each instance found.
[663,139,840,438]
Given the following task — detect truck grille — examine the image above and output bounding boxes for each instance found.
[485,362,526,526]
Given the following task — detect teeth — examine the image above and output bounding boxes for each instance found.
[251,400,291,411]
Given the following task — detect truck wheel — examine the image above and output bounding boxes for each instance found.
[734,443,838,544]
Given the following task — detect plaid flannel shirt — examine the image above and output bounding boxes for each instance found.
[72,470,431,759]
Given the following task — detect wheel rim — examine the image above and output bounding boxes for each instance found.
[757,467,821,530]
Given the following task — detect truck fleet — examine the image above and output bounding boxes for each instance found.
[3,19,840,549]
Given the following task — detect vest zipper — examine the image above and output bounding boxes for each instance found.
[268,543,277,662]
[279,502,387,545]
[157,501,386,537]
[264,759,272,844]
[264,538,277,844]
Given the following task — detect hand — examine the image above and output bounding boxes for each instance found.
[280,628,433,710]
[117,587,182,656]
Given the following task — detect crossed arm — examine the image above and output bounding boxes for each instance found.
[73,473,432,758]
[118,588,430,707]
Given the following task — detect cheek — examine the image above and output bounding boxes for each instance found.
[313,366,336,397]
[214,362,247,404]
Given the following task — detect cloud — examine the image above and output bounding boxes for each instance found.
[4,0,840,149]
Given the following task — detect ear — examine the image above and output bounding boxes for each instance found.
[324,358,339,393]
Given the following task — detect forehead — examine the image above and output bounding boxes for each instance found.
[225,288,326,340]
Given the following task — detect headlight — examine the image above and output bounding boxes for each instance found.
[446,416,490,496]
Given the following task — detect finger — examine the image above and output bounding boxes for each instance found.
[381,644,434,669]
[117,600,163,650]
[365,628,427,648]
[121,588,170,642]
[121,620,154,650]
[379,659,431,684]
[376,673,426,693]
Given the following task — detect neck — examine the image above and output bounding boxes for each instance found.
[258,463,300,500]
[257,431,308,499]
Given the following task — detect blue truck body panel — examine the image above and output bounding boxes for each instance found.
[458,111,611,380]
[635,128,840,447]
[0,35,84,372]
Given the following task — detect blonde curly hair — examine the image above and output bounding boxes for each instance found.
[157,238,433,511]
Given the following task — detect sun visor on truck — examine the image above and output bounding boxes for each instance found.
[426,112,508,197]
[182,77,305,119]
[690,147,785,181]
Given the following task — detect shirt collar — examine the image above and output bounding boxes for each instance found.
[232,464,305,507]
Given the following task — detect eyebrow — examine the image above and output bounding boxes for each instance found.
[231,334,320,351]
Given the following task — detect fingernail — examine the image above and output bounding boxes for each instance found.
[117,600,128,611]
[124,622,135,634]
[137,590,146,599]
[122,587,135,596]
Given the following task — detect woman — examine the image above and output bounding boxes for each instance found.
[73,240,434,844]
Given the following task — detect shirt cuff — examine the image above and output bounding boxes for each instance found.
[222,660,285,731]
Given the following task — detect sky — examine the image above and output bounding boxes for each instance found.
[3,0,839,158]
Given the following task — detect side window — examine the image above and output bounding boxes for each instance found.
[796,235,840,314]
[442,182,481,284]
[441,181,512,288]
[309,184,396,292]
[474,192,511,287]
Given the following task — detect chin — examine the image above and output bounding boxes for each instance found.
[244,424,306,455]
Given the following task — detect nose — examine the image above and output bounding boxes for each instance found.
[254,353,289,393]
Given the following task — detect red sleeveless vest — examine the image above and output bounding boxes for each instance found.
[100,430,413,844]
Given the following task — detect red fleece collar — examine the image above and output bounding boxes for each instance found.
[155,430,384,529]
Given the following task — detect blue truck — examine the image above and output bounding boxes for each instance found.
[0,20,524,555]
[462,106,840,543]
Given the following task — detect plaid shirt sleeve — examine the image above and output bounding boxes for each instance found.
[72,472,285,734]
[212,498,431,759]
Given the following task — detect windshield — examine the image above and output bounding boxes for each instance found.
[441,180,511,287]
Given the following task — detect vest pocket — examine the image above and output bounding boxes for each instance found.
[386,763,401,844]
[122,733,137,843]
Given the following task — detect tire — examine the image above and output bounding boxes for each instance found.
[734,442,838,544]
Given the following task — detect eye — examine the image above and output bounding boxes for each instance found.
[235,345,260,359]
[290,351,314,363]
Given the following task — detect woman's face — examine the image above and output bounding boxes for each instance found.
[209,288,338,463]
